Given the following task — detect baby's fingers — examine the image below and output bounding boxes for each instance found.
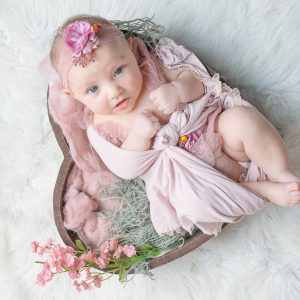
[149,91,160,105]
[142,108,155,116]
[156,104,170,114]
[147,114,161,128]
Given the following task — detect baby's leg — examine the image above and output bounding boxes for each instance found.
[216,106,300,206]
[241,181,300,207]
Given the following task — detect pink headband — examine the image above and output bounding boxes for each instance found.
[56,21,124,88]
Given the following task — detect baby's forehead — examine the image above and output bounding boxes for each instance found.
[92,38,130,66]
[97,37,129,55]
[67,38,129,88]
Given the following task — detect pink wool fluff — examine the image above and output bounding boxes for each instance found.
[62,161,119,248]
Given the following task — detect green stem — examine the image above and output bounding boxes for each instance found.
[35,261,45,264]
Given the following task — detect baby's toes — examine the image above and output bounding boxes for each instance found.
[287,182,300,192]
[290,190,300,201]
[288,199,300,207]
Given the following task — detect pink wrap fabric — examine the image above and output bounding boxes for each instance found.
[87,38,269,236]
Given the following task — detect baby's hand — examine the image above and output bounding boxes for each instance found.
[132,110,162,140]
[149,83,181,115]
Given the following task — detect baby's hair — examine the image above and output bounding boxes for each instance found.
[50,15,164,72]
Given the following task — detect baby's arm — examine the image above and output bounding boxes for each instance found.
[121,131,151,151]
[121,110,161,151]
[149,67,205,115]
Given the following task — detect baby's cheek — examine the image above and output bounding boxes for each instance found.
[89,100,110,115]
[129,71,143,94]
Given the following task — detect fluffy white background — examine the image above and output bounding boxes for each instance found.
[0,0,300,299]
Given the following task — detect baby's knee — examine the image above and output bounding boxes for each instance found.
[216,106,261,153]
[220,106,261,132]
[226,106,257,119]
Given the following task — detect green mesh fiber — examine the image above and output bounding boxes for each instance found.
[98,178,191,249]
[112,17,165,50]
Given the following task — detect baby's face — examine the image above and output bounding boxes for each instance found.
[67,37,143,115]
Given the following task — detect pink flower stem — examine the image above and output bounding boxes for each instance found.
[90,270,107,276]
[100,273,115,281]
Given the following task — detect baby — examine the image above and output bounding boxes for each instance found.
[50,15,300,211]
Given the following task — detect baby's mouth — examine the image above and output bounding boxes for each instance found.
[113,98,129,111]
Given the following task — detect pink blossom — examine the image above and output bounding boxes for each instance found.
[38,246,46,256]
[63,21,96,57]
[80,250,96,263]
[100,252,111,260]
[100,241,110,255]
[37,267,53,286]
[73,257,85,270]
[37,278,46,287]
[31,241,39,253]
[86,268,92,280]
[74,280,82,292]
[109,239,118,251]
[45,256,56,269]
[86,250,97,261]
[61,253,75,268]
[79,253,88,261]
[42,261,50,271]
[113,246,123,259]
[68,270,80,280]
[93,276,102,288]
[81,281,91,290]
[52,244,65,258]
[33,239,141,292]
[44,238,54,248]
[65,246,75,254]
[122,245,137,257]
[55,260,63,273]
[95,257,107,269]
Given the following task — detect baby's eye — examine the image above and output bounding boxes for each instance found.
[86,85,99,95]
[114,65,125,77]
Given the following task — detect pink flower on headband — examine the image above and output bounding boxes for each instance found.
[63,21,100,66]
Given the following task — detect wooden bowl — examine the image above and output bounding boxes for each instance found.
[49,65,225,269]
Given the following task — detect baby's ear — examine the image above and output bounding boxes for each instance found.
[127,37,133,50]
[63,88,73,96]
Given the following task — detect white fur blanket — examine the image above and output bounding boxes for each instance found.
[1,0,300,299]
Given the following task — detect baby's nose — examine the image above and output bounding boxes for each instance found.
[107,83,122,99]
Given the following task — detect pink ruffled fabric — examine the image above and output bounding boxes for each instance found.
[87,38,269,236]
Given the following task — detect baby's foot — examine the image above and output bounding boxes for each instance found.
[272,170,300,183]
[265,182,300,207]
